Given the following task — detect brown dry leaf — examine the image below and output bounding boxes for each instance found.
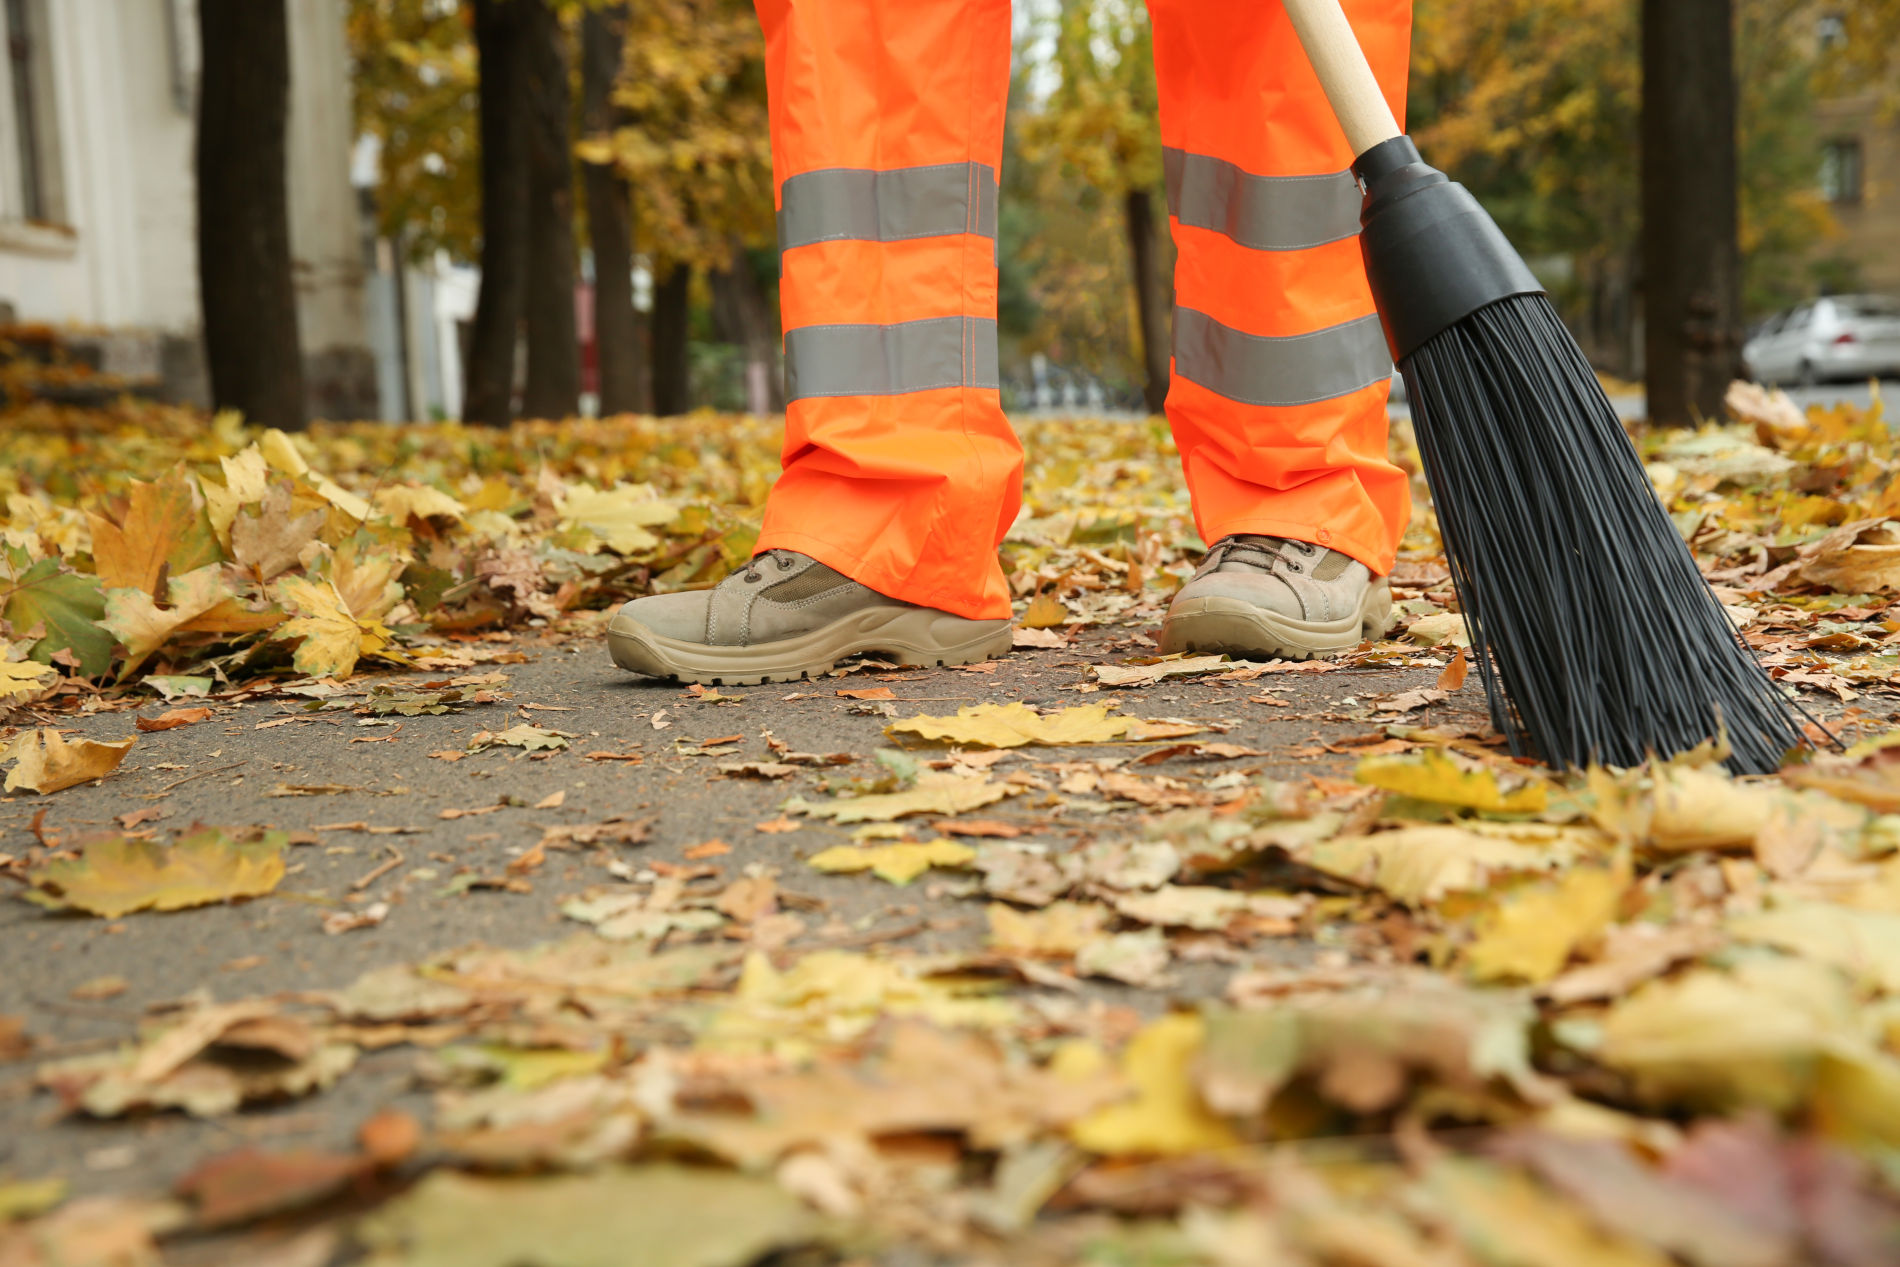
[532,790,567,809]
[671,1022,1121,1166]
[836,686,895,700]
[230,483,327,581]
[1797,517,1900,593]
[1542,923,1722,1005]
[2,729,136,794]
[359,1108,422,1167]
[1423,1157,1677,1267]
[25,827,288,918]
[715,875,778,922]
[135,707,213,732]
[0,658,56,701]
[174,1147,367,1229]
[754,817,800,834]
[1438,647,1471,691]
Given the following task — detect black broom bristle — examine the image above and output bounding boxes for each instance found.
[1402,292,1810,775]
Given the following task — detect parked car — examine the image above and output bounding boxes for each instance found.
[1743,294,1900,386]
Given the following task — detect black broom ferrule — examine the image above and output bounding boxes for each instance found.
[1351,136,1544,362]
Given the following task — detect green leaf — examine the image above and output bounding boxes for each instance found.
[1,558,113,677]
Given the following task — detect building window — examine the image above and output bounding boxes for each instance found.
[1821,138,1864,205]
[1817,11,1848,50]
[3,0,62,224]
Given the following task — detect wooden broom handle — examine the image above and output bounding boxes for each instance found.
[1280,0,1403,158]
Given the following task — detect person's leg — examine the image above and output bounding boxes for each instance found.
[1149,0,1413,659]
[753,0,1021,621]
[607,0,1018,683]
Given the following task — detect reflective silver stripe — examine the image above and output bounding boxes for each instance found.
[1174,309,1391,408]
[1163,148,1361,252]
[784,316,999,401]
[778,162,999,252]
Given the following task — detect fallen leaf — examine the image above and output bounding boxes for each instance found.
[1466,865,1627,984]
[25,827,288,918]
[135,707,213,732]
[359,1108,422,1167]
[553,482,679,554]
[889,702,1207,748]
[174,1147,366,1229]
[1727,903,1900,993]
[275,576,387,680]
[1303,824,1583,905]
[533,790,567,809]
[1092,655,1231,687]
[1798,517,1900,593]
[1075,929,1173,987]
[2,729,136,794]
[787,774,1015,823]
[988,901,1108,956]
[1070,1014,1237,1156]
[1021,592,1069,629]
[469,724,569,753]
[1407,611,1471,648]
[1013,626,1067,649]
[1439,647,1471,691]
[1356,747,1549,814]
[809,839,976,885]
[0,658,56,701]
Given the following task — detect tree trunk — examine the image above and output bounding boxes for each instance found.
[464,0,531,427]
[519,0,581,420]
[1123,187,1170,416]
[1640,0,1743,425]
[650,263,693,416]
[581,2,647,415]
[710,241,782,414]
[196,0,304,431]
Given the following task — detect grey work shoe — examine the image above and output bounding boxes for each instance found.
[1158,534,1393,661]
[607,550,1013,685]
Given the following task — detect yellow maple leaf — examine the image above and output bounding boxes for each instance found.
[25,828,288,918]
[1356,747,1549,813]
[0,659,55,701]
[1466,864,1627,984]
[275,576,388,679]
[807,839,975,885]
[1303,825,1581,906]
[102,565,238,667]
[3,729,136,794]
[554,482,679,554]
[1070,1013,1238,1157]
[202,445,271,540]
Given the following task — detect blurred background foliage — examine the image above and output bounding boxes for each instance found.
[345,0,1877,414]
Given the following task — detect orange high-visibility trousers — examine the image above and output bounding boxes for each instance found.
[753,0,1413,621]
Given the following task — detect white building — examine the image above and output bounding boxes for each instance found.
[0,0,379,417]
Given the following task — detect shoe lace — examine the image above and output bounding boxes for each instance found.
[1211,534,1319,574]
[740,550,799,584]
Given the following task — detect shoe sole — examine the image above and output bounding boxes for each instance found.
[1157,581,1394,661]
[608,606,1015,686]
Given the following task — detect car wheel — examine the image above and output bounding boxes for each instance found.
[1798,360,1818,389]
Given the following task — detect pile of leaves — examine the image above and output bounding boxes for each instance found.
[9,385,1900,1263]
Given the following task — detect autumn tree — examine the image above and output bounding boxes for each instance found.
[347,0,481,264]
[519,0,582,420]
[462,0,531,427]
[581,1,647,415]
[1410,0,1832,384]
[197,0,304,431]
[1641,0,1744,424]
[581,0,774,416]
[1016,0,1170,415]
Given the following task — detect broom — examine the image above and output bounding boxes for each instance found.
[1281,0,1808,774]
